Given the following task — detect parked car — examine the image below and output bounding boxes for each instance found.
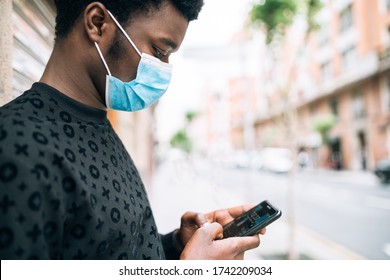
[374,159,390,184]
[260,148,292,173]
[230,151,263,170]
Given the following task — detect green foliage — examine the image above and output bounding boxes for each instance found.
[250,0,323,44]
[312,114,336,145]
[169,111,200,153]
[185,111,198,123]
[306,0,323,33]
[170,129,192,153]
[250,0,297,44]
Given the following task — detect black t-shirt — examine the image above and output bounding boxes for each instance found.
[0,83,169,259]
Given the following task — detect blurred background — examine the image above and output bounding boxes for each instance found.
[1,0,390,259]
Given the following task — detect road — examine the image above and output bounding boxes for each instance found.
[191,160,390,259]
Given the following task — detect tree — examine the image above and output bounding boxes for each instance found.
[249,0,323,260]
[250,0,298,44]
[169,111,199,154]
[185,111,198,123]
[313,114,337,146]
[250,0,322,44]
[170,129,192,153]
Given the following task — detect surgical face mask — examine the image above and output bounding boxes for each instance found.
[95,10,173,112]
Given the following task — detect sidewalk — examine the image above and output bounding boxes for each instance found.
[149,159,366,260]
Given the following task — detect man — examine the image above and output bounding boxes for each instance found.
[0,0,264,259]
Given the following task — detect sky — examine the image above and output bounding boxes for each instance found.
[181,0,255,48]
[156,0,256,142]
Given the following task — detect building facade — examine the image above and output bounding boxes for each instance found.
[250,0,390,170]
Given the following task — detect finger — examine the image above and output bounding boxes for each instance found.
[228,235,260,255]
[226,204,256,218]
[259,227,267,235]
[201,222,223,240]
[181,211,200,226]
[203,205,256,226]
[215,204,256,226]
[195,213,209,227]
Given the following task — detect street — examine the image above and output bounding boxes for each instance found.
[150,155,390,260]
[205,165,390,260]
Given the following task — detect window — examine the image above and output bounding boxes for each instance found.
[297,110,305,129]
[329,97,339,119]
[387,27,390,48]
[342,46,357,69]
[318,26,329,48]
[386,78,390,112]
[321,61,332,81]
[381,77,390,113]
[340,4,353,32]
[352,91,366,119]
[387,126,390,156]
[309,104,316,120]
[387,0,390,10]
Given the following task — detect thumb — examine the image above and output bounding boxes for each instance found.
[195,213,209,227]
[201,222,223,240]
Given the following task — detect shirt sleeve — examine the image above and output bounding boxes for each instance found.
[160,229,184,260]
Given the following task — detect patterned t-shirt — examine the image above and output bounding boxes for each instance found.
[0,83,166,259]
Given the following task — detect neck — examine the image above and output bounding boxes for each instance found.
[40,41,106,110]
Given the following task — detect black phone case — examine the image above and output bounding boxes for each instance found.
[222,200,282,238]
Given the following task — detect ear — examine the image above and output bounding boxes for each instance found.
[83,2,114,44]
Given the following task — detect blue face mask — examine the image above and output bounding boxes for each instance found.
[95,10,173,112]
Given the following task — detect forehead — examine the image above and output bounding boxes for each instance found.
[125,3,189,51]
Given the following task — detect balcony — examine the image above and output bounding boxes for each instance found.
[378,46,390,72]
[298,51,379,107]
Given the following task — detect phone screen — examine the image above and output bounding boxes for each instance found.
[223,200,281,238]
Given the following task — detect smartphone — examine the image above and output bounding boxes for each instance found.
[222,200,282,238]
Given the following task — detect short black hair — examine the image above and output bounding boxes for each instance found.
[54,0,204,40]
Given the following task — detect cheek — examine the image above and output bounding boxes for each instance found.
[117,63,137,82]
[112,55,139,82]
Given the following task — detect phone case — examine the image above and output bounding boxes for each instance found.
[222,200,282,238]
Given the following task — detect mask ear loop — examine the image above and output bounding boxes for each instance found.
[107,10,142,57]
[94,42,112,76]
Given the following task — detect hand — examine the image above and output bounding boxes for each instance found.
[177,205,267,246]
[180,222,260,260]
[176,211,208,249]
[177,205,267,260]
